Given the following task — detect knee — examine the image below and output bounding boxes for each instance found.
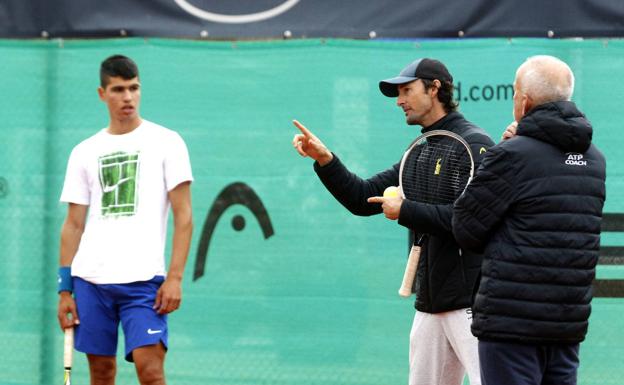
[136,360,165,385]
[88,357,116,384]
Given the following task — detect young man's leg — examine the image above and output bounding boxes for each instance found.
[117,277,169,384]
[73,278,120,385]
[442,308,481,385]
[409,311,465,385]
[133,343,167,385]
[87,355,117,385]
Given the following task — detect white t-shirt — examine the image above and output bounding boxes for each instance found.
[60,120,193,284]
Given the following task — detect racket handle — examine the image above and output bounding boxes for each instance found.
[398,245,421,297]
[63,327,74,369]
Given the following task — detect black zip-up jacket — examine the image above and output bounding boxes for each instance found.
[452,101,606,344]
[314,112,494,313]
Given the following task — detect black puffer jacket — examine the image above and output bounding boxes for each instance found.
[315,112,493,313]
[453,101,606,344]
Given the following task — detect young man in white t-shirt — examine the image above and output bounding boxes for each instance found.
[57,55,193,385]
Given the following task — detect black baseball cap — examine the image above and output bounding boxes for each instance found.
[379,58,453,97]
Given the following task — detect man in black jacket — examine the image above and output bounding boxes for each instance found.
[453,55,606,385]
[293,58,493,385]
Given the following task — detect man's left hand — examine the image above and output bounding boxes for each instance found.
[154,277,182,314]
[367,195,403,220]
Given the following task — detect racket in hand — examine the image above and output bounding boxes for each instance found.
[397,129,474,297]
[63,327,74,385]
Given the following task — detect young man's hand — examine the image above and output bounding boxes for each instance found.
[154,277,182,314]
[57,292,80,330]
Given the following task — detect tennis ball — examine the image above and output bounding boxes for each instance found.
[383,186,399,198]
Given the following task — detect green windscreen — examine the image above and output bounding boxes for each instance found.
[0,37,622,385]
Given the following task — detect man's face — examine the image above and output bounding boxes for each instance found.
[396,79,435,126]
[98,76,141,122]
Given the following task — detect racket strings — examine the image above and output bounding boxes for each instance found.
[401,139,472,204]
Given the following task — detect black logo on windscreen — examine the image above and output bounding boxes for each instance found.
[193,182,274,281]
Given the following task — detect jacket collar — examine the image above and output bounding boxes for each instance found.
[517,101,592,153]
[421,111,464,134]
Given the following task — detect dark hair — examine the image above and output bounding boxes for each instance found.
[100,55,139,88]
[421,79,458,113]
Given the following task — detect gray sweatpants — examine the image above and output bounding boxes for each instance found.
[409,308,481,385]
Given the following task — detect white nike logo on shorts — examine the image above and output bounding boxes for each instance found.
[147,328,163,334]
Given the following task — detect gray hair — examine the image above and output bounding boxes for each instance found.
[517,55,575,104]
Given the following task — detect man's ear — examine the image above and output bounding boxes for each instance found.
[97,87,105,101]
[522,94,533,115]
[430,79,441,97]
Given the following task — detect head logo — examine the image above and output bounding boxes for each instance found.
[173,0,300,24]
[565,153,587,166]
[193,182,274,281]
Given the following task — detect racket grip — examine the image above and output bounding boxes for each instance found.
[63,327,74,368]
[398,245,421,297]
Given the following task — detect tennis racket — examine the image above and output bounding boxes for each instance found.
[397,129,474,297]
[63,327,74,385]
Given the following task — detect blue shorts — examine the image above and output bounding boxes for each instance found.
[73,276,168,362]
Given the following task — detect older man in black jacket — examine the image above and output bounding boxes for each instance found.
[453,55,606,385]
[293,58,493,385]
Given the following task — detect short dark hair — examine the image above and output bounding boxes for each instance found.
[421,79,458,113]
[100,55,139,88]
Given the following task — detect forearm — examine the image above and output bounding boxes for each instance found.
[167,181,193,281]
[315,154,399,216]
[57,204,86,327]
[59,220,84,266]
[398,201,453,235]
[167,222,193,280]
[168,214,193,281]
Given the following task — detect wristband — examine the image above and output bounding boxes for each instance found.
[57,266,73,293]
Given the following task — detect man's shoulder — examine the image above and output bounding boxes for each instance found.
[587,143,606,162]
[71,129,106,153]
[459,123,494,146]
[142,119,183,140]
[492,135,546,163]
[142,119,172,134]
[447,112,493,144]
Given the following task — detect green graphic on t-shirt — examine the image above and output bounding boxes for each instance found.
[98,151,140,216]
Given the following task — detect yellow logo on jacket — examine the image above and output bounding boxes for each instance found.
[434,158,442,175]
